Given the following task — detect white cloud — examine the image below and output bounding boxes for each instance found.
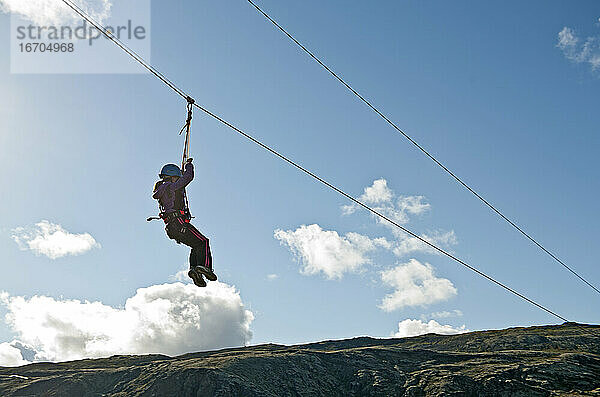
[342,179,430,228]
[0,0,112,26]
[274,224,379,279]
[558,27,579,49]
[429,309,463,319]
[0,342,30,367]
[397,195,431,215]
[0,282,254,362]
[372,237,393,250]
[393,319,468,338]
[12,220,100,259]
[277,179,458,313]
[419,309,464,322]
[379,259,457,311]
[359,178,394,205]
[557,26,600,71]
[266,274,279,281]
[169,265,191,283]
[393,230,457,257]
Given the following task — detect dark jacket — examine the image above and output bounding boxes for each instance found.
[152,163,194,213]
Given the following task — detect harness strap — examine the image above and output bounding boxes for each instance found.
[160,210,191,224]
[180,96,195,165]
[179,96,195,216]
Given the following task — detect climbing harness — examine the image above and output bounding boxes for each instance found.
[160,209,191,225]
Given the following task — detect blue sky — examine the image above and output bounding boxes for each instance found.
[0,0,599,364]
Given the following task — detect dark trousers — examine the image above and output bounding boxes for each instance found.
[166,218,213,270]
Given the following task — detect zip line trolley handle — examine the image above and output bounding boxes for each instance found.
[180,96,195,167]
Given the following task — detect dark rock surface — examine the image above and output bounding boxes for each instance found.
[1,323,599,396]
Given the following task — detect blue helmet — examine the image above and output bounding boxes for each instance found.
[159,164,182,178]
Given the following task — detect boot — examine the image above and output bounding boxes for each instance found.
[195,265,217,281]
[188,268,207,287]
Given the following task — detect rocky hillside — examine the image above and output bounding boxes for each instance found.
[1,322,599,396]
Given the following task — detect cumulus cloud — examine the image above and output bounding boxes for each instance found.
[274,224,385,279]
[0,0,112,26]
[419,309,464,322]
[428,309,463,319]
[169,266,190,283]
[0,283,254,362]
[277,179,455,281]
[11,220,100,259]
[393,319,468,338]
[557,26,600,71]
[276,179,458,314]
[0,342,30,367]
[393,230,457,258]
[396,195,431,216]
[342,179,430,229]
[379,259,457,311]
[274,222,456,281]
[345,178,393,211]
[558,27,578,49]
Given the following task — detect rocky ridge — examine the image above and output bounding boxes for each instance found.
[0,322,599,396]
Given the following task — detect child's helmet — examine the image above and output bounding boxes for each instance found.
[159,164,182,178]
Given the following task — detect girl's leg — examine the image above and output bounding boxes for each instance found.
[167,219,214,276]
[167,219,204,269]
[189,249,198,270]
[166,220,207,287]
[185,223,213,270]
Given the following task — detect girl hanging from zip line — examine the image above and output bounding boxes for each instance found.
[152,158,217,287]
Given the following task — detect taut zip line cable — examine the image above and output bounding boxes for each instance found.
[60,0,569,322]
[245,0,600,296]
